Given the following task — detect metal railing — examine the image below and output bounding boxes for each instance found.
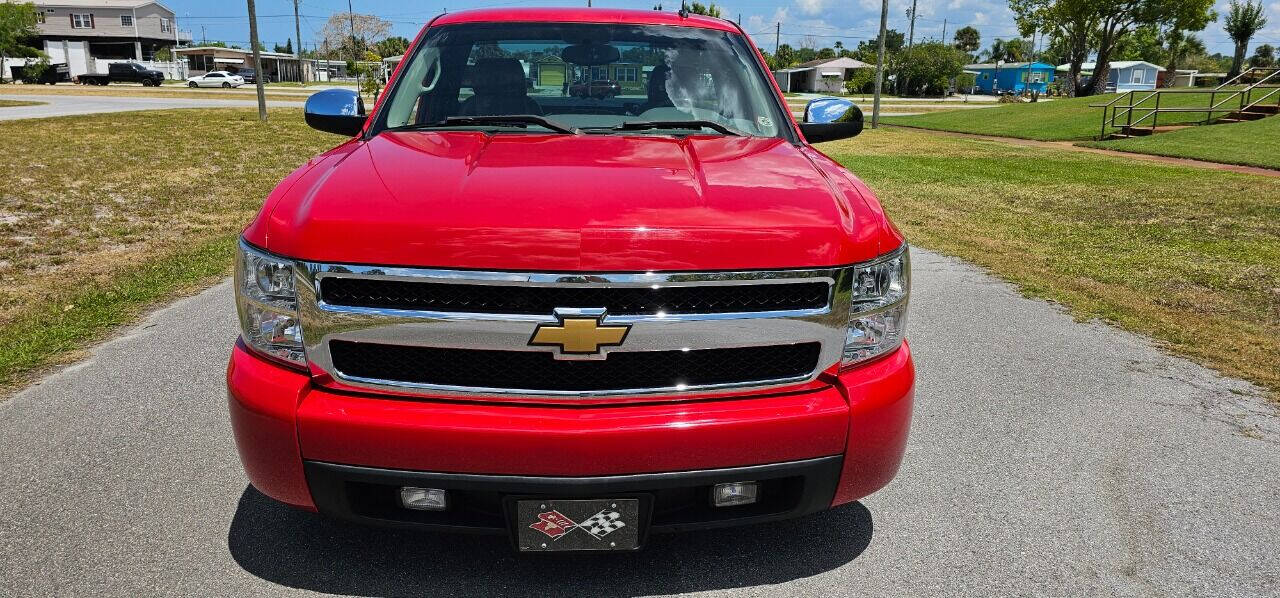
[1091,67,1280,139]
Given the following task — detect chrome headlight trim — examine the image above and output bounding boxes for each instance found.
[235,239,307,369]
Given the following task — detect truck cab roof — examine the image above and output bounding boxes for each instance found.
[431,7,741,32]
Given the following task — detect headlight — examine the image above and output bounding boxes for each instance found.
[842,245,910,368]
[234,240,306,368]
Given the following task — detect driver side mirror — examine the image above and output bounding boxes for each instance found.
[304,88,367,136]
[799,97,863,144]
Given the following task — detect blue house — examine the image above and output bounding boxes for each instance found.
[965,61,1055,94]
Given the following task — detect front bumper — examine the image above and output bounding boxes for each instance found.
[226,339,914,527]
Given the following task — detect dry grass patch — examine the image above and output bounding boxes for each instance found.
[0,99,45,107]
[0,107,335,390]
[822,127,1280,398]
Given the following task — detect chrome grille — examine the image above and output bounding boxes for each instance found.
[295,263,852,400]
[329,341,823,393]
[319,277,831,315]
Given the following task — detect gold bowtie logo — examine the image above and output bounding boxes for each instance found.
[530,314,630,356]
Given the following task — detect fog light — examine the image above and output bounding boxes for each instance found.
[711,481,758,507]
[400,487,447,511]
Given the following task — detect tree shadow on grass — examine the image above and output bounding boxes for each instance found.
[227,486,873,597]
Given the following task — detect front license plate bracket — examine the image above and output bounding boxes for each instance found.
[513,498,645,552]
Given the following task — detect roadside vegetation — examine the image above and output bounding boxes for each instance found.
[0,99,43,107]
[1079,116,1280,170]
[0,108,333,391]
[882,92,1242,141]
[823,127,1280,397]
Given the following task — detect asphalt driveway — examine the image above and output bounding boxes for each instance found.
[0,93,305,120]
[1,248,1276,596]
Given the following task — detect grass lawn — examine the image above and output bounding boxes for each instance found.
[0,108,334,391]
[882,92,1238,141]
[0,99,44,107]
[1079,116,1280,170]
[821,127,1280,397]
[0,84,314,102]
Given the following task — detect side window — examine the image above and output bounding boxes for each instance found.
[208,72,222,78]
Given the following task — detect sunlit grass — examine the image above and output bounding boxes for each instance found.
[822,127,1280,397]
[0,108,334,390]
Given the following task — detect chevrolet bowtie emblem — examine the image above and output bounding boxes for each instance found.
[530,310,630,358]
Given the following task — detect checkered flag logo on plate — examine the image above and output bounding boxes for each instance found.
[578,509,626,538]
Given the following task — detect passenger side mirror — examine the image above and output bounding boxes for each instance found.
[304,88,367,136]
[799,97,863,144]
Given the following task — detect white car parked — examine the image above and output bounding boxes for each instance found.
[187,71,245,88]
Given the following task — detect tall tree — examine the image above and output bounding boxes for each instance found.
[985,38,1030,62]
[953,26,981,54]
[1011,0,1098,96]
[319,12,391,59]
[375,35,410,58]
[1090,0,1215,95]
[1251,43,1276,67]
[686,2,721,17]
[0,1,41,82]
[1224,0,1268,78]
[774,43,796,67]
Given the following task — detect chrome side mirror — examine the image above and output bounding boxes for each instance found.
[799,97,863,143]
[304,88,367,136]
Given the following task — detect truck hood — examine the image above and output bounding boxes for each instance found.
[260,131,886,271]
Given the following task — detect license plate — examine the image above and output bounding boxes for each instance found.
[515,498,642,552]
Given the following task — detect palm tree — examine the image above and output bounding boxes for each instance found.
[1224,0,1268,78]
[1164,31,1208,86]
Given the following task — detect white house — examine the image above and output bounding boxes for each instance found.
[772,57,874,93]
[28,0,191,77]
[1057,60,1164,92]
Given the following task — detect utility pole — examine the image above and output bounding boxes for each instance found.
[872,0,887,128]
[293,0,302,58]
[200,24,206,45]
[246,0,266,121]
[774,21,780,55]
[907,0,917,48]
[941,18,947,45]
[348,0,359,92]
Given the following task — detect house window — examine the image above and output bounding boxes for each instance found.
[616,66,637,82]
[161,18,171,33]
[982,73,989,80]
[1132,69,1144,84]
[71,13,93,28]
[590,66,608,80]
[1031,71,1044,83]
[36,11,45,24]
[120,15,133,27]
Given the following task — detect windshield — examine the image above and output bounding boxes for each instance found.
[375,22,789,138]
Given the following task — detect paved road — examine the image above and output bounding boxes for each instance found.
[1,249,1277,597]
[0,93,306,120]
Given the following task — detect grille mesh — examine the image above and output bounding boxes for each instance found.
[320,278,830,315]
[329,340,822,392]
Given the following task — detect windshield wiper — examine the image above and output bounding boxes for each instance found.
[391,115,579,134]
[597,120,745,136]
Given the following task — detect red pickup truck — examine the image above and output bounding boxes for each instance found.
[228,7,913,552]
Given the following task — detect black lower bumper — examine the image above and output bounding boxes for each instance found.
[304,456,843,535]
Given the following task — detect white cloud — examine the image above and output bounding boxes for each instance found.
[795,0,827,16]
[974,12,989,25]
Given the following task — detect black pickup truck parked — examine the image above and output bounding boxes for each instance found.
[77,62,165,86]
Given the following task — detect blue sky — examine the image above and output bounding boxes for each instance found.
[164,0,1280,58]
